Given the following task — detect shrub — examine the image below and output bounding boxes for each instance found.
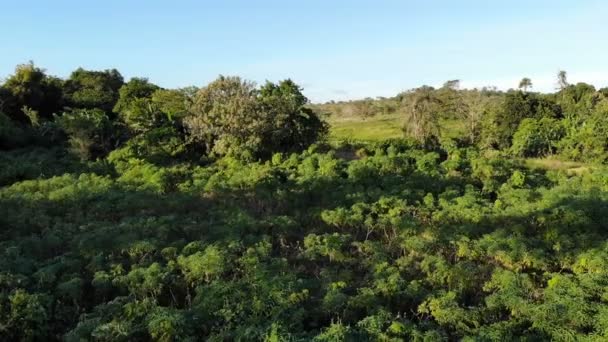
[55,108,114,160]
[511,117,564,157]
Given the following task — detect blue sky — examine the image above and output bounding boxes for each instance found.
[1,0,607,102]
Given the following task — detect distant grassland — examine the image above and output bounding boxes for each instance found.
[523,157,590,174]
[327,112,466,142]
[326,112,590,173]
[327,113,403,141]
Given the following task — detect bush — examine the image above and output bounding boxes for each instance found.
[184,76,327,160]
[0,112,26,149]
[511,117,564,157]
[55,108,115,160]
[557,104,608,162]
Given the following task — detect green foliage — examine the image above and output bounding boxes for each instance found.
[184,75,262,158]
[185,76,327,160]
[114,78,159,111]
[0,112,26,149]
[147,308,188,342]
[2,289,50,340]
[2,141,608,340]
[481,91,561,149]
[511,117,565,157]
[63,68,124,113]
[151,88,192,120]
[55,108,114,160]
[402,86,443,143]
[0,146,85,186]
[114,78,162,132]
[558,98,608,162]
[1,62,64,122]
[257,79,328,156]
[178,245,225,283]
[4,63,608,341]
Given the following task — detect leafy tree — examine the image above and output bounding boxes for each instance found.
[151,88,191,120]
[184,75,260,158]
[63,68,124,113]
[438,79,468,119]
[481,91,560,149]
[55,108,114,160]
[1,62,64,122]
[402,86,442,144]
[3,290,50,340]
[178,245,225,283]
[185,76,326,159]
[352,98,376,118]
[147,308,188,342]
[511,117,564,157]
[113,78,160,114]
[558,82,598,120]
[518,77,532,92]
[557,70,569,90]
[257,79,328,156]
[464,89,498,144]
[558,100,608,161]
[555,83,606,161]
[313,322,355,341]
[119,97,168,134]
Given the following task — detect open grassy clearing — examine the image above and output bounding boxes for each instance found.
[523,157,592,174]
[328,113,594,173]
[327,113,403,141]
[328,112,466,142]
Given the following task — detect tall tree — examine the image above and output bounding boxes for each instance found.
[438,80,467,119]
[184,76,260,158]
[113,78,161,132]
[257,79,327,156]
[443,79,461,90]
[557,70,569,90]
[481,91,560,149]
[151,89,191,120]
[55,108,113,160]
[402,86,442,143]
[113,78,159,114]
[63,68,124,113]
[185,76,326,159]
[518,78,532,92]
[1,62,64,122]
[465,90,497,144]
[352,98,376,119]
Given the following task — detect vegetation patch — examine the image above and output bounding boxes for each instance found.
[1,64,608,340]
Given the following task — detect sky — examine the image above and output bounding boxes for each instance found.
[1,0,607,102]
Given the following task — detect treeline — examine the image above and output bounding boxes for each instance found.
[316,76,608,163]
[4,63,608,165]
[0,62,327,162]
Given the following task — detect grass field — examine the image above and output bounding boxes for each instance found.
[328,113,403,141]
[523,157,590,174]
[327,113,466,142]
[328,113,592,173]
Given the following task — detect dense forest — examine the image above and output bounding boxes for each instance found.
[2,62,608,341]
